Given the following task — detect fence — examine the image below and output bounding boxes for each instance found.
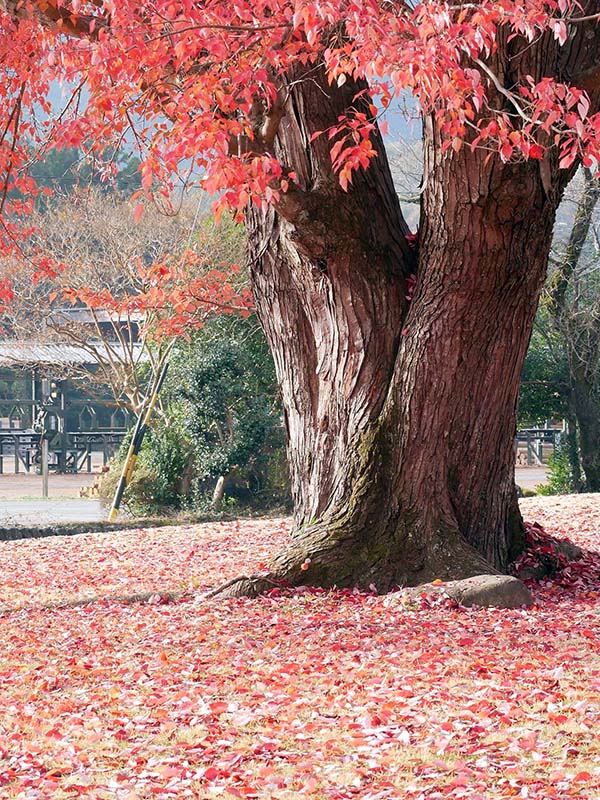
[515,427,562,466]
[0,429,127,474]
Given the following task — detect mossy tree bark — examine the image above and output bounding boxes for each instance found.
[232,23,600,595]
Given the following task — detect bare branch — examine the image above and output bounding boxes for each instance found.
[547,169,600,317]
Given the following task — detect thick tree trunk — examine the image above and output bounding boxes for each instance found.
[247,67,413,525]
[238,56,581,595]
[267,153,558,591]
[403,120,558,570]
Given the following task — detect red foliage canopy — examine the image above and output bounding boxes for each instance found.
[0,0,599,286]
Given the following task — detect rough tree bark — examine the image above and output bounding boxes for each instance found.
[230,23,600,595]
[248,127,558,591]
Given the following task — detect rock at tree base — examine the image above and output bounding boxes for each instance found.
[400,575,533,609]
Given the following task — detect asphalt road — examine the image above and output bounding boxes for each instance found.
[0,473,99,500]
[515,466,549,491]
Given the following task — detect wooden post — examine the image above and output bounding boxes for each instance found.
[41,437,49,499]
[535,438,543,464]
[41,378,49,498]
[31,369,36,430]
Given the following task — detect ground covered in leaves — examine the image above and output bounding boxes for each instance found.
[0,497,599,799]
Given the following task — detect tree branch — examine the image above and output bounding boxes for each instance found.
[7,0,109,39]
[547,169,600,317]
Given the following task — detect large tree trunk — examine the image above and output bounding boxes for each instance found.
[247,67,414,526]
[236,34,600,593]
[251,154,557,591]
[375,129,557,581]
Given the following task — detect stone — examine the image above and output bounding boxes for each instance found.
[512,536,583,582]
[443,575,533,609]
[400,574,533,609]
[553,539,582,562]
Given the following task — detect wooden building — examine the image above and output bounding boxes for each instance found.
[0,341,136,473]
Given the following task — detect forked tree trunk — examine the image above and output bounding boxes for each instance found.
[238,63,574,595]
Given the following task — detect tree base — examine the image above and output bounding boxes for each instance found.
[215,514,526,606]
[215,562,532,610]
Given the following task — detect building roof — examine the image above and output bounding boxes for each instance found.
[48,308,145,324]
[0,340,146,368]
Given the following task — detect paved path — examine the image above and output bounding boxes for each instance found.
[0,498,105,527]
[0,474,105,527]
[0,467,549,528]
[0,473,98,500]
[515,466,548,491]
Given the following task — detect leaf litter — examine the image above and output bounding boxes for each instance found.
[0,498,599,799]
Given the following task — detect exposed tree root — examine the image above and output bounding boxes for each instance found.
[200,573,287,599]
[213,517,503,599]
[0,588,191,617]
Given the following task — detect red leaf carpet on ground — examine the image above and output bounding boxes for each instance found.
[0,498,599,799]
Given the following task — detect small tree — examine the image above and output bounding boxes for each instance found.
[101,314,286,514]
[0,191,249,415]
[174,315,285,510]
[99,420,194,515]
[519,323,570,428]
[27,146,142,202]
